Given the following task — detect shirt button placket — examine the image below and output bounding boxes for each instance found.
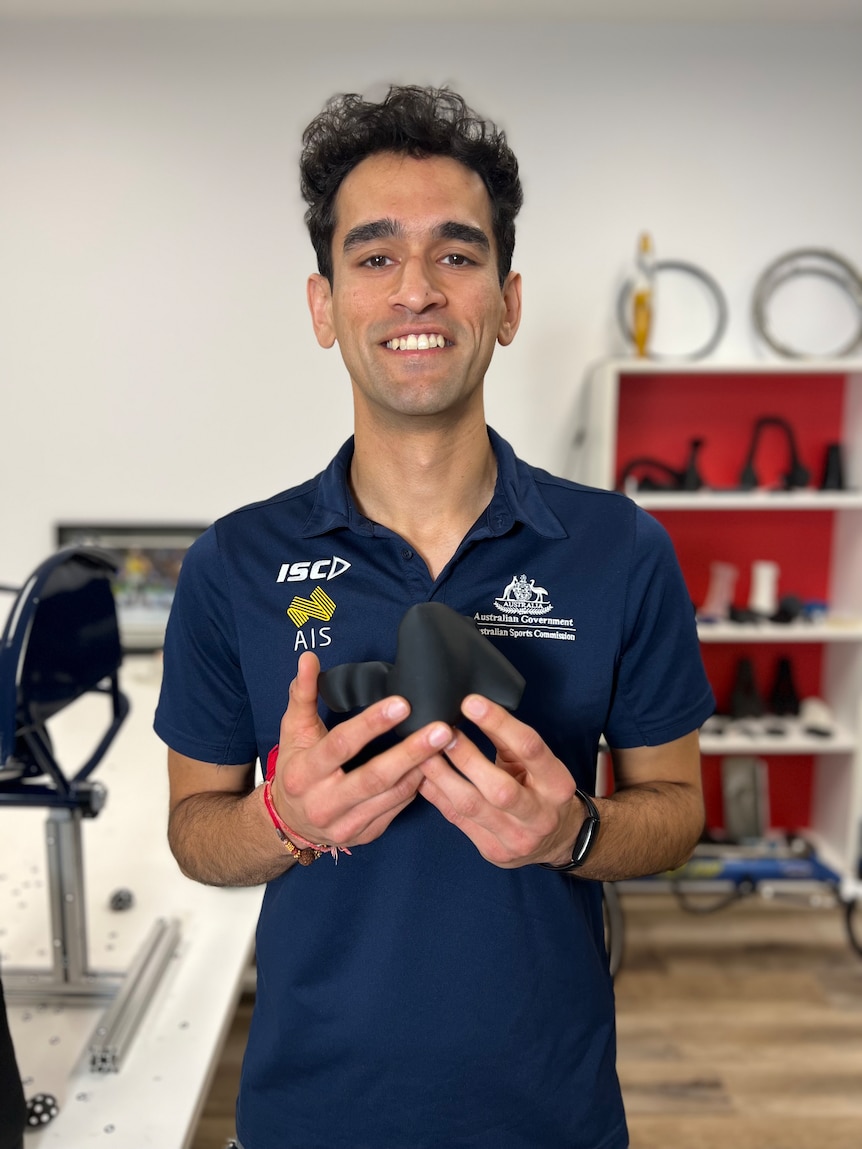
[397,543,434,593]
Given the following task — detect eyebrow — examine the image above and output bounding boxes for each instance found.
[342,218,403,251]
[342,218,491,254]
[434,221,491,251]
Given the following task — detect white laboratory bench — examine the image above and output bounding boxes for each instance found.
[0,653,263,1148]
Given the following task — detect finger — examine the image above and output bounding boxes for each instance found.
[279,651,326,752]
[421,735,526,819]
[293,741,449,849]
[273,760,425,853]
[336,719,454,800]
[419,745,580,869]
[461,694,562,782]
[282,692,453,796]
[422,711,573,825]
[417,770,535,868]
[326,764,427,847]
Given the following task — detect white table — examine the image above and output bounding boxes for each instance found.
[1,654,262,1147]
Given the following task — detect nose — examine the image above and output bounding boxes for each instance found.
[389,257,446,313]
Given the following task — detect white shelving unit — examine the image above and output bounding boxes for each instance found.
[570,358,862,900]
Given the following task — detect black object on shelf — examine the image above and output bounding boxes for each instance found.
[619,437,705,492]
[728,605,760,624]
[769,656,801,717]
[738,415,810,491]
[820,442,846,491]
[771,594,804,624]
[730,656,765,719]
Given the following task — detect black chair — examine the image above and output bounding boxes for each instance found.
[0,546,129,812]
[0,547,179,1072]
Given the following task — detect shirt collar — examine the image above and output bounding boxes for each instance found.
[300,427,567,541]
[484,427,568,540]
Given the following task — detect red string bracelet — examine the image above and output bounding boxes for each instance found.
[263,745,350,864]
[265,744,280,783]
[261,780,320,865]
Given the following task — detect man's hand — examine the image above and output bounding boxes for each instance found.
[271,652,454,849]
[418,695,706,879]
[417,693,581,868]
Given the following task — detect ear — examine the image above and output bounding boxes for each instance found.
[496,271,522,347]
[307,273,336,348]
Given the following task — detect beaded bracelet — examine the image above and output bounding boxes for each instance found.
[263,745,351,864]
[262,779,323,866]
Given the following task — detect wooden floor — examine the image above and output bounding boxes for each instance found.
[190,892,862,1149]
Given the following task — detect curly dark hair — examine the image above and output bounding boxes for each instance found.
[300,84,523,286]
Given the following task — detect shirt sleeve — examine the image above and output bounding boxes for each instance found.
[604,507,715,749]
[153,525,258,765]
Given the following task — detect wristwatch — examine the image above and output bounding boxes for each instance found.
[539,790,601,872]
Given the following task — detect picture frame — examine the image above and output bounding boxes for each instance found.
[55,522,208,652]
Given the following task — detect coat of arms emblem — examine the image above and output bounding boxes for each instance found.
[494,574,554,616]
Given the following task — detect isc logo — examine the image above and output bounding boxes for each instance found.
[276,556,351,583]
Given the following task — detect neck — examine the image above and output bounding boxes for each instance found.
[350,415,497,580]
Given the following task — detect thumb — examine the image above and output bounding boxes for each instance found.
[279,651,326,750]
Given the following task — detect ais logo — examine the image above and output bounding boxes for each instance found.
[276,555,351,583]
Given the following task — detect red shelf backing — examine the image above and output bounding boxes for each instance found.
[613,369,849,834]
[616,372,845,491]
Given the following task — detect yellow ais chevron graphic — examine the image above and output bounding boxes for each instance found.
[287,585,337,627]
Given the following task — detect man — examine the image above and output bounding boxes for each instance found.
[156,85,714,1149]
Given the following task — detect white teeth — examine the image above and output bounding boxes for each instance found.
[386,333,445,350]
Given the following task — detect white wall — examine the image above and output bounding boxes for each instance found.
[2,17,861,584]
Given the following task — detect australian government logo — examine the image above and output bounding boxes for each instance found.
[475,574,576,643]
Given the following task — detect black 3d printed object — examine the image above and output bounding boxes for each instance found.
[738,416,810,491]
[619,437,705,492]
[319,602,525,736]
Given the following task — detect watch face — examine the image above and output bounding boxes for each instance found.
[570,792,600,867]
[572,817,598,865]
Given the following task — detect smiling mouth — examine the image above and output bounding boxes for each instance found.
[384,333,451,351]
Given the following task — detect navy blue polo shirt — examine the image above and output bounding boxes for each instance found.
[155,429,714,1149]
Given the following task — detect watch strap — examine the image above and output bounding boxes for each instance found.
[539,789,601,872]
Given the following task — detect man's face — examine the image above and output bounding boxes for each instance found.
[307,152,521,426]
